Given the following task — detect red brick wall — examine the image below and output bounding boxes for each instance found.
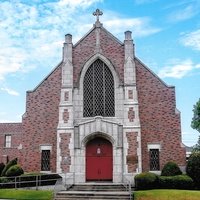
[21,66,62,172]
[60,133,71,173]
[0,123,22,164]
[73,28,124,84]
[135,58,186,171]
[126,132,138,172]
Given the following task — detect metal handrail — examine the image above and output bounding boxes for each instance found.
[0,173,60,190]
[53,173,74,198]
[123,176,132,200]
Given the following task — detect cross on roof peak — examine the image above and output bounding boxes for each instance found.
[93,9,103,22]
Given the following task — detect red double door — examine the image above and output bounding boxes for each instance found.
[86,137,113,181]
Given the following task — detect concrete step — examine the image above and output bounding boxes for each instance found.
[54,184,131,200]
[69,184,126,191]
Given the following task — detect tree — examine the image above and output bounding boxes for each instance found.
[186,152,200,188]
[191,98,200,133]
[193,135,200,152]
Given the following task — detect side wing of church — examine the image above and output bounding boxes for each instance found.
[0,10,185,183]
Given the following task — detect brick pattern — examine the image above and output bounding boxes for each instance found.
[126,132,138,172]
[0,26,186,174]
[21,66,62,172]
[73,28,124,84]
[128,107,135,122]
[135,58,186,171]
[64,91,69,101]
[60,133,71,173]
[128,90,133,99]
[63,109,69,123]
[0,123,23,164]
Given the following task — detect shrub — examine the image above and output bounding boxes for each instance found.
[135,172,158,190]
[186,152,200,188]
[161,161,182,176]
[159,175,194,189]
[0,163,5,176]
[0,177,9,183]
[1,158,17,177]
[5,165,24,177]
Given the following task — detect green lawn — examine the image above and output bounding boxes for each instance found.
[134,189,200,200]
[0,189,53,200]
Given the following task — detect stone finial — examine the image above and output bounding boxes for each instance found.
[93,9,103,22]
[65,34,72,44]
[125,31,132,40]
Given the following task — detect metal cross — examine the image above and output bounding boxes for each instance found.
[93,9,103,22]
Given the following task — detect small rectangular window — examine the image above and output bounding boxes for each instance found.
[5,135,11,148]
[149,149,160,171]
[41,150,50,171]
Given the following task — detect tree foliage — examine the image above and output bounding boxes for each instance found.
[161,161,182,176]
[193,135,200,152]
[1,158,17,177]
[191,98,200,133]
[186,152,200,188]
[5,164,24,177]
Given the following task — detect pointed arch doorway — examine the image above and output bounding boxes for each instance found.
[86,137,113,181]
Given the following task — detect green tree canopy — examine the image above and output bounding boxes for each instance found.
[193,135,200,152]
[191,98,200,133]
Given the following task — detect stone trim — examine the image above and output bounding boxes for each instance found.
[147,143,161,151]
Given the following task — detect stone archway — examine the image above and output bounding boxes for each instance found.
[86,137,113,181]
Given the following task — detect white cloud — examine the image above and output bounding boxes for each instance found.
[158,59,197,79]
[1,87,20,96]
[0,0,160,81]
[103,15,161,39]
[168,5,199,22]
[196,64,200,68]
[0,0,101,80]
[180,29,200,51]
[167,0,200,22]
[0,119,11,123]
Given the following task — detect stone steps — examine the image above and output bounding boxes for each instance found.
[69,184,126,191]
[54,183,132,200]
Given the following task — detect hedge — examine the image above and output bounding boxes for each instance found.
[5,165,24,177]
[1,158,17,177]
[135,173,194,190]
[161,161,182,176]
[135,172,158,190]
[159,175,194,190]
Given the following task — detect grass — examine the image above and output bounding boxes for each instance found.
[0,189,53,200]
[134,189,200,200]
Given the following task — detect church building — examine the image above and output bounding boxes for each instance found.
[0,9,186,183]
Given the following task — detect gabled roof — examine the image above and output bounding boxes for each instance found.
[74,22,124,48]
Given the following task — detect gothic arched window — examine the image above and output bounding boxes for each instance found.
[83,59,115,117]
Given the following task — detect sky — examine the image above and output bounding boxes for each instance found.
[0,0,200,146]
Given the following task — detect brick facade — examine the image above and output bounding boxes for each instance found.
[0,14,185,180]
[0,123,23,164]
[136,59,186,171]
[126,132,138,172]
[21,66,62,172]
[60,133,71,173]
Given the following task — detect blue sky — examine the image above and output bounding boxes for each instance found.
[0,0,199,146]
